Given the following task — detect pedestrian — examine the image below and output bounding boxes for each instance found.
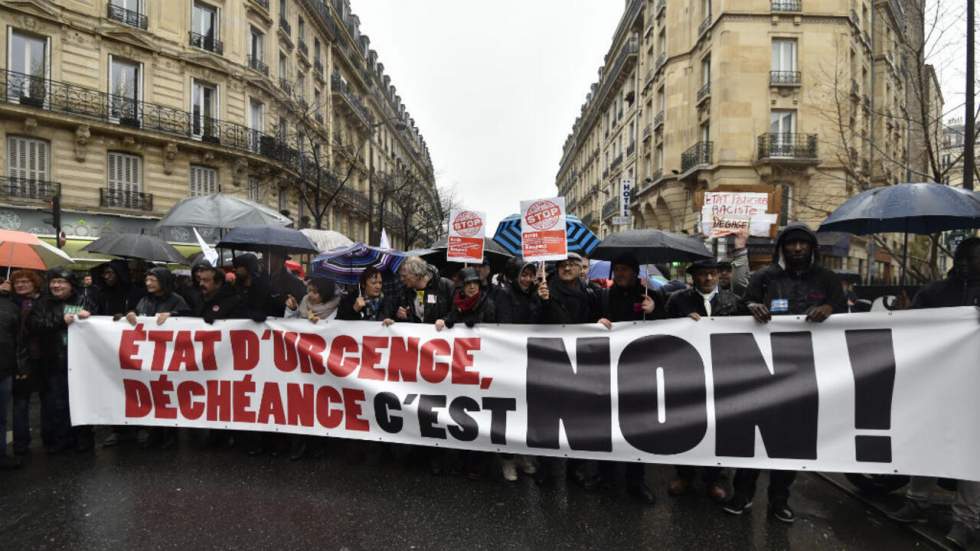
[231,253,276,322]
[393,256,454,474]
[886,237,980,550]
[336,266,396,323]
[267,249,307,315]
[725,222,847,523]
[28,268,96,453]
[494,257,541,481]
[0,274,23,469]
[594,253,658,505]
[664,259,739,502]
[125,267,191,449]
[3,270,48,457]
[535,252,604,489]
[285,277,340,323]
[94,259,143,319]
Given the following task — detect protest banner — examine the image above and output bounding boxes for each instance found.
[69,308,980,481]
[447,210,486,263]
[701,191,778,237]
[521,197,567,261]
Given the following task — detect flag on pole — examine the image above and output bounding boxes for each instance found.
[194,228,219,267]
[379,228,391,250]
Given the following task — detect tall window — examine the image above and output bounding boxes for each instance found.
[278,187,288,212]
[770,110,797,155]
[297,73,305,101]
[249,99,263,150]
[279,51,289,80]
[771,39,797,73]
[191,80,218,138]
[249,27,264,63]
[314,88,322,120]
[192,2,218,43]
[700,122,710,144]
[702,0,711,19]
[7,136,49,199]
[109,56,141,121]
[190,165,218,196]
[107,152,142,196]
[298,17,305,42]
[247,176,261,202]
[7,31,48,102]
[701,56,711,86]
[314,38,321,64]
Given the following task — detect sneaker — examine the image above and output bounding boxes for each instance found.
[501,459,519,482]
[769,499,795,524]
[945,522,977,550]
[518,455,537,475]
[722,494,753,516]
[886,499,931,524]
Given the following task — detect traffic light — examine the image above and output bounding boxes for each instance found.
[44,194,62,246]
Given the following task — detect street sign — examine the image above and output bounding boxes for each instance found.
[612,216,633,226]
[620,177,633,218]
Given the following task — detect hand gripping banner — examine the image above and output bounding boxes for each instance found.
[68,308,980,481]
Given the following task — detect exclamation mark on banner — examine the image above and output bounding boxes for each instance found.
[844,329,897,463]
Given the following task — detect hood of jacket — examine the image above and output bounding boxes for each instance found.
[232,253,261,279]
[147,267,175,296]
[773,222,820,270]
[97,259,132,289]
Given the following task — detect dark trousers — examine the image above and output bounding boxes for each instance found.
[0,376,9,456]
[675,465,723,485]
[598,461,647,488]
[42,366,91,450]
[733,469,797,502]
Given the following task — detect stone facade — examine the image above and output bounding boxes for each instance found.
[0,0,436,248]
[557,0,933,282]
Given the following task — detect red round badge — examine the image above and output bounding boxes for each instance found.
[452,211,483,237]
[524,200,561,231]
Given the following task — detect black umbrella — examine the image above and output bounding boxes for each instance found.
[421,236,513,272]
[82,233,188,264]
[591,229,713,264]
[216,225,319,255]
[819,183,980,284]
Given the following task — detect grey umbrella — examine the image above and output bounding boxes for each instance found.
[156,194,292,229]
[82,233,188,264]
[591,229,713,263]
[217,225,319,255]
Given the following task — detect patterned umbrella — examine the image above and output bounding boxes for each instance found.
[492,213,600,256]
[310,243,408,286]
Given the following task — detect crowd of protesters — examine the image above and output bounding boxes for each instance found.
[0,228,977,547]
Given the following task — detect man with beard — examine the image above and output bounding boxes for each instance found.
[724,223,846,524]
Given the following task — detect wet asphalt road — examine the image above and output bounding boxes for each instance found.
[0,428,945,551]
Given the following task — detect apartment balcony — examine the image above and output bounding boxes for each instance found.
[756,133,819,163]
[250,0,270,10]
[279,78,293,96]
[681,141,713,172]
[189,32,222,55]
[696,82,711,105]
[602,197,619,220]
[593,34,639,115]
[655,0,666,17]
[581,212,595,227]
[298,39,309,58]
[771,0,802,12]
[862,30,871,46]
[642,123,652,142]
[100,188,153,211]
[279,17,292,36]
[247,56,269,76]
[314,60,325,79]
[770,71,802,87]
[654,110,664,130]
[627,142,636,157]
[0,177,59,202]
[698,16,712,37]
[850,8,859,25]
[331,72,374,129]
[879,0,906,30]
[611,154,623,171]
[107,3,148,30]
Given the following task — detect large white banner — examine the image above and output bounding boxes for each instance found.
[68,308,980,480]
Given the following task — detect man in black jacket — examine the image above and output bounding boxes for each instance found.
[95,259,143,319]
[495,259,541,325]
[595,253,658,504]
[887,237,980,550]
[28,268,96,453]
[196,265,244,323]
[665,259,738,502]
[725,223,846,524]
[0,290,21,468]
[232,254,276,322]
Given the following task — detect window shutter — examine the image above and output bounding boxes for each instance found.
[7,137,49,182]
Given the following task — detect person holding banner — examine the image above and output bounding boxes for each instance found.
[887,237,980,550]
[4,270,48,458]
[536,252,603,489]
[665,259,739,502]
[594,253,659,505]
[395,257,454,326]
[726,223,846,523]
[337,266,396,324]
[285,277,340,323]
[440,268,496,330]
[0,280,21,469]
[28,268,96,453]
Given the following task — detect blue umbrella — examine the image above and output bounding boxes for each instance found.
[216,225,319,254]
[492,213,600,256]
[311,243,408,286]
[818,183,980,284]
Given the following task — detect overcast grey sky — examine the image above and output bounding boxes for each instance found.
[350,1,976,231]
[350,0,623,228]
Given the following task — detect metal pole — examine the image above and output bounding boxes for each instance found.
[966,0,975,190]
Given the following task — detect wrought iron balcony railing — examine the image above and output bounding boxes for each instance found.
[698,16,712,36]
[611,154,623,170]
[250,0,270,10]
[298,39,309,57]
[100,188,153,211]
[279,78,293,95]
[0,177,59,201]
[602,197,619,220]
[757,133,818,160]
[656,0,666,16]
[697,82,711,102]
[681,141,713,172]
[627,142,635,157]
[770,71,801,86]
[314,60,324,77]
[654,110,664,129]
[331,72,374,127]
[280,17,292,36]
[107,3,148,30]
[247,55,269,76]
[189,32,223,55]
[655,52,667,74]
[642,123,652,141]
[772,0,802,12]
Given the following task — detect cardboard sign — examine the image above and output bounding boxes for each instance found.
[700,192,776,237]
[447,210,486,264]
[521,197,568,262]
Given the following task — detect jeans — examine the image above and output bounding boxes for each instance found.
[733,469,797,502]
[908,476,980,529]
[0,375,10,456]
